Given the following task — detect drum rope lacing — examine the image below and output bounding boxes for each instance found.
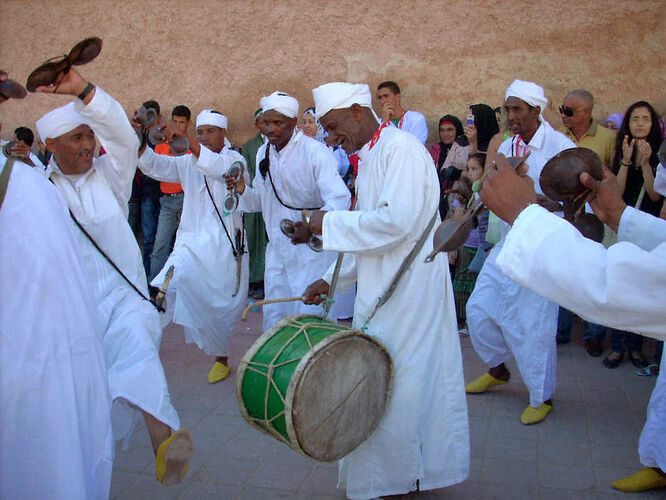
[243,317,343,444]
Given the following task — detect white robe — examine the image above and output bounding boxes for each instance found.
[239,130,351,330]
[139,145,249,356]
[495,204,666,470]
[321,126,469,499]
[390,110,428,145]
[45,88,179,441]
[466,121,576,407]
[0,160,113,499]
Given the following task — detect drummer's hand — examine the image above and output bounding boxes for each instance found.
[161,121,185,143]
[580,166,626,233]
[291,221,312,244]
[480,154,536,225]
[35,68,94,102]
[301,279,330,305]
[307,210,327,235]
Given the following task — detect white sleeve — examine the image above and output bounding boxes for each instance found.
[138,147,186,183]
[195,146,246,182]
[322,142,432,256]
[405,111,428,145]
[76,87,139,203]
[496,204,666,340]
[312,147,351,211]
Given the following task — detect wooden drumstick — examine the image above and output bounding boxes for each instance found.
[242,296,302,321]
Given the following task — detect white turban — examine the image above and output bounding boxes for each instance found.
[260,91,299,119]
[196,109,227,130]
[312,82,375,120]
[505,79,548,120]
[36,102,89,141]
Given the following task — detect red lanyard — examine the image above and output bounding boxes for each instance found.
[397,111,405,129]
[512,134,526,156]
[368,122,388,151]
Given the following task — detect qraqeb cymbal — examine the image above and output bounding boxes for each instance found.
[0,79,27,101]
[539,147,603,202]
[26,37,103,92]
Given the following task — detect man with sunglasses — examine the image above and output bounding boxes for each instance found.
[465,79,576,425]
[557,89,617,356]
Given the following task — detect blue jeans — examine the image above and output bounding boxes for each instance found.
[149,192,183,281]
[556,307,606,342]
[609,328,643,354]
[127,195,160,277]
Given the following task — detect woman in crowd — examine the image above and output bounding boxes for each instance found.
[429,114,469,219]
[603,112,624,132]
[604,101,664,370]
[464,104,500,155]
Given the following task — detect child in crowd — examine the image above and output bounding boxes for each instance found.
[449,153,490,334]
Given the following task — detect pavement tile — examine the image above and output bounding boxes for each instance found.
[298,466,343,496]
[590,443,642,468]
[479,482,539,499]
[178,483,242,499]
[538,487,594,499]
[113,443,155,475]
[539,462,596,490]
[538,440,592,465]
[481,457,537,488]
[246,461,313,490]
[114,476,189,500]
[193,454,260,486]
[239,486,301,499]
[485,435,537,463]
[224,432,278,461]
[420,481,482,498]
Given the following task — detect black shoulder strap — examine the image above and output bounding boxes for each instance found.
[260,144,321,211]
[203,175,243,257]
[67,208,163,312]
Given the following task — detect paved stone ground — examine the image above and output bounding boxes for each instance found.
[110,309,664,499]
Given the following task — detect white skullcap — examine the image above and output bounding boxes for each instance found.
[312,82,374,119]
[196,109,227,130]
[260,91,299,119]
[36,102,89,141]
[505,79,548,120]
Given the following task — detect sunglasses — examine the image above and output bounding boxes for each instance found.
[559,106,574,117]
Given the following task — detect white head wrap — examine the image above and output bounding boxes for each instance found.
[505,79,548,120]
[312,82,376,120]
[36,102,89,141]
[260,91,299,119]
[196,109,227,130]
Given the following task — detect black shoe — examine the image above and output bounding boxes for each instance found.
[585,338,603,357]
[603,352,623,369]
[556,337,570,345]
[628,352,648,369]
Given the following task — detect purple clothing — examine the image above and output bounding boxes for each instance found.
[464,212,489,249]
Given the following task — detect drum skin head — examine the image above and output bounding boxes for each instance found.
[289,333,392,461]
[236,315,393,462]
[539,147,603,202]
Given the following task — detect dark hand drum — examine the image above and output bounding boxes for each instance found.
[236,314,393,462]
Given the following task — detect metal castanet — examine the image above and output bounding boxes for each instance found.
[26,37,103,92]
[425,154,531,261]
[236,314,393,462]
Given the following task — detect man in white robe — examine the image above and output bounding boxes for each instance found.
[231,91,351,331]
[479,156,666,493]
[1,118,113,498]
[376,81,428,144]
[298,82,469,500]
[35,67,192,485]
[138,109,249,384]
[465,79,576,425]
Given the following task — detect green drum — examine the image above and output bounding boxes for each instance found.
[236,314,393,462]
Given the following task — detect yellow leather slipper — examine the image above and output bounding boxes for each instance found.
[465,372,509,394]
[155,429,194,486]
[208,361,230,384]
[612,468,666,492]
[520,402,552,425]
